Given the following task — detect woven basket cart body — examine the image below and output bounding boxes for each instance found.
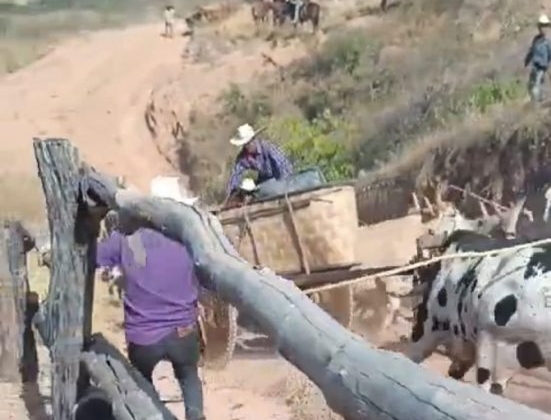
[202,184,359,366]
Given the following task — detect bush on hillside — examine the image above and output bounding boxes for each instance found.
[465,78,524,113]
[263,113,355,182]
[219,83,273,123]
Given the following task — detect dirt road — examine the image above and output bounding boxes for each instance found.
[0,24,180,212]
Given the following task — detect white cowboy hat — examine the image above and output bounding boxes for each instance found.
[229,123,258,147]
[539,14,550,25]
[239,178,257,192]
[150,176,198,205]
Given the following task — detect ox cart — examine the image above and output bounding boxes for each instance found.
[199,181,384,369]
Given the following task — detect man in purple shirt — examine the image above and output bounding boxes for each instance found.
[96,178,205,420]
[224,123,293,203]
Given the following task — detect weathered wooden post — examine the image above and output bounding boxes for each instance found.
[0,220,37,382]
[0,220,47,420]
[33,138,101,420]
[80,165,551,420]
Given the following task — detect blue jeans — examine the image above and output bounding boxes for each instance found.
[529,67,546,102]
[127,328,205,420]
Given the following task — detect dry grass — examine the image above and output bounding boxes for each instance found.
[167,0,542,201]
[0,0,221,76]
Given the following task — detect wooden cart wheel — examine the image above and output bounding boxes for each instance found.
[313,285,353,329]
[198,291,238,370]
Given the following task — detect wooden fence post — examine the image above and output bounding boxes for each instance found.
[0,220,36,382]
[33,138,101,420]
[80,164,551,420]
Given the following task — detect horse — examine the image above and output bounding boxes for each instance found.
[272,0,320,32]
[251,0,274,26]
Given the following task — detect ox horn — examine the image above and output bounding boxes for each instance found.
[422,195,436,217]
[478,201,489,217]
[411,192,421,212]
[498,196,527,238]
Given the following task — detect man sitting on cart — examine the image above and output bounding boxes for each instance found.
[223,123,294,206]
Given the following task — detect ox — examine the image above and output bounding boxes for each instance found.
[408,225,551,395]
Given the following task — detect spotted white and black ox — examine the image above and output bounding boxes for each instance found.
[408,204,551,395]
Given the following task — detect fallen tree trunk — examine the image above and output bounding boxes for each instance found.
[78,161,551,420]
[80,333,177,420]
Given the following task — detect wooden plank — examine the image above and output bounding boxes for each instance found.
[81,164,551,420]
[0,221,26,382]
[33,138,101,420]
[0,220,38,383]
[6,221,39,384]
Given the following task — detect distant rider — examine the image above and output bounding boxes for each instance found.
[287,0,304,24]
[524,14,551,102]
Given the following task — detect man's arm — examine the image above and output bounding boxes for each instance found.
[96,230,123,269]
[265,141,294,178]
[226,159,247,196]
[524,36,537,67]
[546,39,551,68]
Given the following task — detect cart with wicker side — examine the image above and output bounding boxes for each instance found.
[199,183,361,369]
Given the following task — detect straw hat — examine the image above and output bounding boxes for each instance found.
[229,123,258,147]
[539,14,550,26]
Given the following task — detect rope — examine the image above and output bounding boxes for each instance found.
[302,236,551,295]
[447,184,533,220]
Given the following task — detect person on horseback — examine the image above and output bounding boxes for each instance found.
[287,0,304,24]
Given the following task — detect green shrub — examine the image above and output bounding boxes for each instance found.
[219,83,273,123]
[466,78,524,113]
[263,113,355,182]
[295,29,368,79]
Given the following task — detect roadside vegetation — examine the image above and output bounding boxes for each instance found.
[0,0,214,74]
[176,0,540,202]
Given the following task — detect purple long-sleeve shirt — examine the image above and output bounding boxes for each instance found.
[96,228,199,346]
[226,139,294,195]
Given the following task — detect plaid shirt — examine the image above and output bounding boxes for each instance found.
[227,139,293,195]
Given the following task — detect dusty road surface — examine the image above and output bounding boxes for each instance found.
[0,24,181,196]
